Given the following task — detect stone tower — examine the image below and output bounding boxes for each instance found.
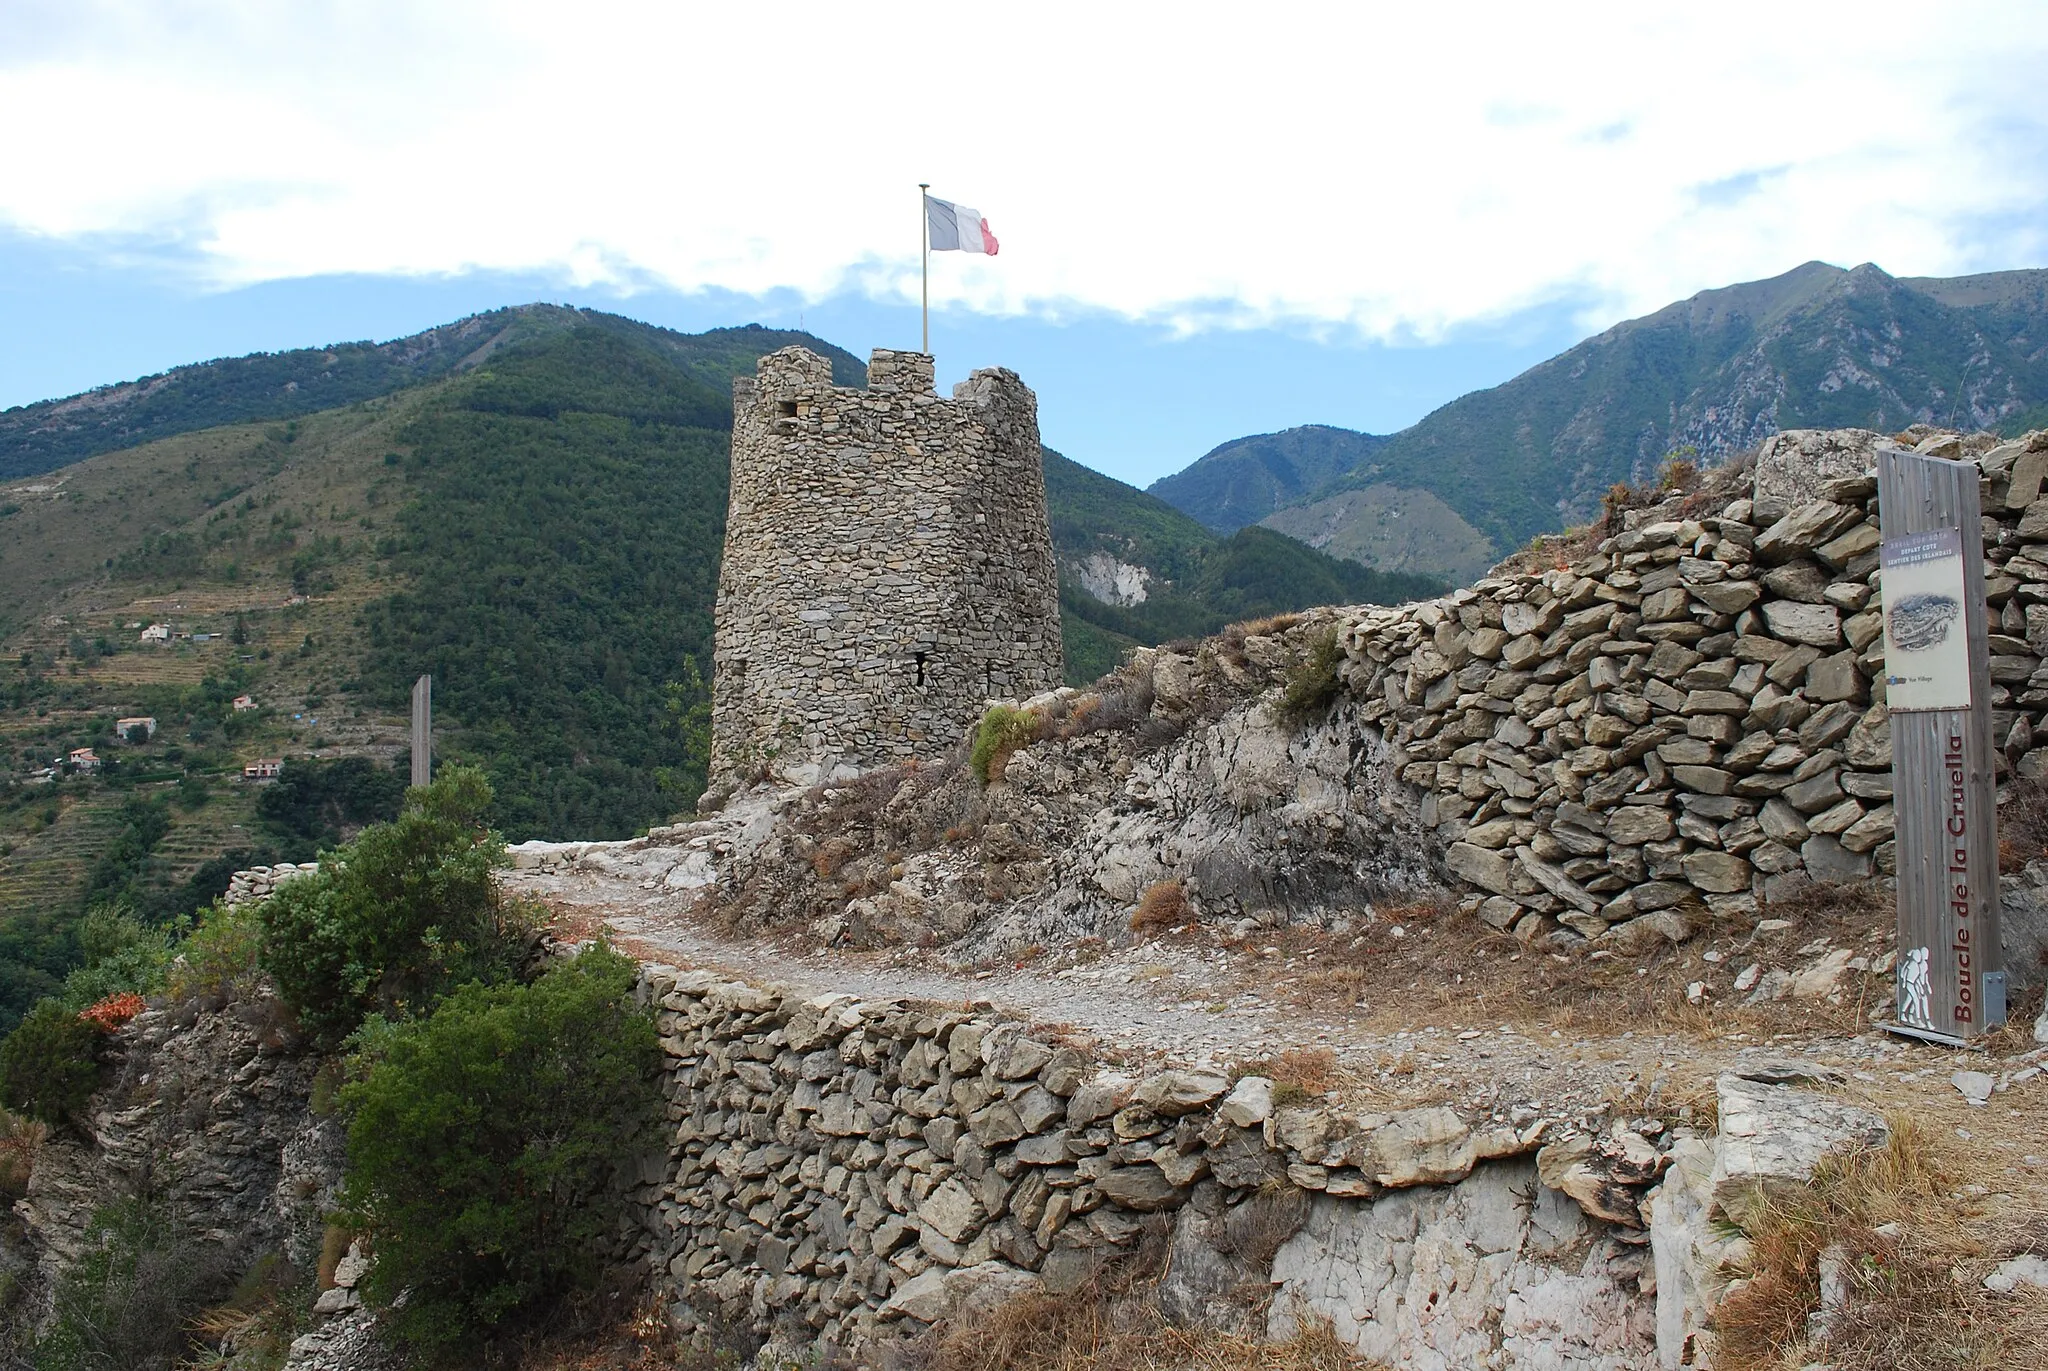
[704,346,1062,801]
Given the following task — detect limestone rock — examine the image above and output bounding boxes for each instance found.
[1709,1072,1888,1226]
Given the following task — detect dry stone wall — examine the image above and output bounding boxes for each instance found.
[622,962,1672,1366]
[618,963,1900,1371]
[223,861,319,907]
[1335,427,2048,963]
[707,347,1062,803]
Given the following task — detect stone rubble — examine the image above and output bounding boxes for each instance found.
[222,861,319,907]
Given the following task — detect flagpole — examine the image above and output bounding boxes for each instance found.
[918,182,930,355]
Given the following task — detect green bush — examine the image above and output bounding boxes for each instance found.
[970,705,1044,785]
[55,905,174,1012]
[337,944,660,1358]
[165,899,266,1009]
[28,1197,232,1371]
[0,1000,103,1128]
[1276,629,1344,726]
[259,767,534,1044]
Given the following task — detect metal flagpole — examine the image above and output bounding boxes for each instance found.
[918,182,930,354]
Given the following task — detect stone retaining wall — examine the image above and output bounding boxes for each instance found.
[621,963,1729,1368]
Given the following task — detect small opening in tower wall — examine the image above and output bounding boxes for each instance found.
[913,652,928,686]
[778,401,798,418]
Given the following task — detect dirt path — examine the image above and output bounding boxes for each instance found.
[505,863,2048,1209]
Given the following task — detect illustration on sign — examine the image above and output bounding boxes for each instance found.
[1880,528,1972,712]
[1898,946,1934,1030]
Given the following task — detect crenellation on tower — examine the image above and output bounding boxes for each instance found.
[703,346,1062,804]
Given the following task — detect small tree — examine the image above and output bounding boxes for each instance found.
[337,944,660,1358]
[0,1000,103,1127]
[258,766,531,1043]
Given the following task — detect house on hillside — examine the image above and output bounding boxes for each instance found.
[116,716,158,741]
[139,623,171,643]
[243,758,283,780]
[232,694,257,712]
[68,748,100,773]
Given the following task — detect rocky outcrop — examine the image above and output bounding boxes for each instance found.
[20,1000,335,1283]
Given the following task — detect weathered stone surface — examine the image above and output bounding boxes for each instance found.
[1131,1069,1230,1116]
[1446,842,1517,897]
[1709,1072,1888,1226]
[1759,600,1843,648]
[1368,1108,1479,1187]
[1269,1161,1655,1369]
[708,347,1061,798]
[1094,1165,1184,1211]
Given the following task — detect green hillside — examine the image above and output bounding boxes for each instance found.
[0,306,865,483]
[1041,449,1443,680]
[1145,425,1391,532]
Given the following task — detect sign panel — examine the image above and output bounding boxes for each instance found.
[1880,527,1972,712]
[1876,447,2005,1042]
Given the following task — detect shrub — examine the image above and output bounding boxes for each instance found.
[336,943,661,1359]
[28,1197,233,1371]
[970,705,1044,785]
[0,1000,103,1127]
[259,766,534,1044]
[0,1108,47,1201]
[1129,880,1191,934]
[1276,629,1344,726]
[55,904,174,1012]
[166,899,267,1008]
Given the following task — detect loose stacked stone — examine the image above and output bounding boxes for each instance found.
[223,862,320,907]
[1337,427,2048,945]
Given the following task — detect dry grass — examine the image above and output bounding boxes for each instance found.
[1243,889,1888,1042]
[2001,775,2048,872]
[922,1246,1373,1371]
[1235,1047,1344,1103]
[1712,1119,2048,1371]
[0,1107,47,1201]
[1130,880,1192,934]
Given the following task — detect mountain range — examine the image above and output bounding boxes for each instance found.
[1147,261,2048,581]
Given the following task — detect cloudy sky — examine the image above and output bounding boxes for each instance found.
[4,0,2046,484]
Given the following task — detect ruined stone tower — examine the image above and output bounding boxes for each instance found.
[704,346,1062,801]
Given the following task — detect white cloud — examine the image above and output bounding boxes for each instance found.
[3,0,2045,336]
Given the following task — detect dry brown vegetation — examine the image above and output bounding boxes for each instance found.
[1712,1121,2048,1371]
[1130,880,1193,934]
[1234,881,1892,1041]
[917,1236,1372,1371]
[0,1108,46,1201]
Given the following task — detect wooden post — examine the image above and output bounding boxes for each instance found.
[410,674,432,789]
[1878,447,2007,1042]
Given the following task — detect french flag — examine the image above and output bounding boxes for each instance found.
[925,195,999,255]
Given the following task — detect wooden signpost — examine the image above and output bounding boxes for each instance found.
[1877,447,2007,1042]
[410,674,433,789]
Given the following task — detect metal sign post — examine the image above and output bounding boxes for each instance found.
[410,674,432,789]
[1878,447,2006,1042]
